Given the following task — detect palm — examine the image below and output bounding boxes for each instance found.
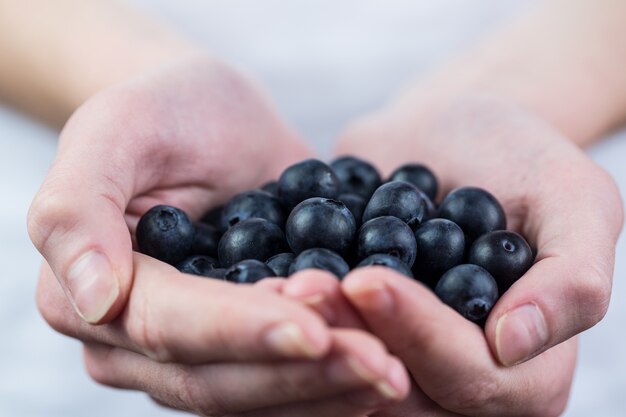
[59,56,309,230]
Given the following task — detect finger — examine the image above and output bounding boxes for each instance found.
[27,125,136,324]
[486,162,623,367]
[232,387,392,417]
[83,330,409,415]
[254,278,288,294]
[342,267,576,416]
[282,270,367,328]
[369,385,465,417]
[38,254,332,362]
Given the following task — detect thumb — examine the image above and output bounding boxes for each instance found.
[28,133,134,325]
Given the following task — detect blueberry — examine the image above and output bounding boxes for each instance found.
[435,264,499,323]
[136,205,195,265]
[218,218,287,267]
[289,248,350,279]
[261,180,278,196]
[362,181,435,229]
[357,254,414,278]
[413,219,465,287]
[338,193,367,226]
[389,163,438,201]
[277,159,340,210]
[190,223,221,257]
[357,216,417,267]
[438,187,506,244]
[221,189,286,230]
[286,197,356,255]
[205,268,228,279]
[468,230,533,294]
[225,259,276,284]
[200,205,224,229]
[177,255,221,278]
[265,252,295,277]
[330,156,382,198]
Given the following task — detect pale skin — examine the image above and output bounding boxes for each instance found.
[1,0,624,416]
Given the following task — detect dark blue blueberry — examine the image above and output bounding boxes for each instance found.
[435,264,499,323]
[362,181,435,230]
[218,218,287,267]
[200,205,224,229]
[225,259,276,284]
[205,268,227,279]
[221,189,286,230]
[261,180,278,196]
[136,205,195,265]
[177,255,221,278]
[190,222,221,257]
[330,156,382,199]
[277,159,340,210]
[357,216,417,267]
[468,230,533,294]
[289,248,350,279]
[265,252,295,277]
[357,254,414,278]
[286,197,356,255]
[338,193,367,227]
[438,187,506,244]
[413,219,465,287]
[389,163,438,201]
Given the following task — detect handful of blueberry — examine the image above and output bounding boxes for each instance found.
[136,157,534,324]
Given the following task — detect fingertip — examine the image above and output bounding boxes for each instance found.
[383,356,411,401]
[254,278,287,294]
[263,319,331,360]
[342,267,395,313]
[284,270,341,300]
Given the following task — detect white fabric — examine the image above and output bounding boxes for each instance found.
[1,1,625,416]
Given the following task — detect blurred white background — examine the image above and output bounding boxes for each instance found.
[1,1,625,416]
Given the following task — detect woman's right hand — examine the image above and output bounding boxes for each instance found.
[28,54,409,415]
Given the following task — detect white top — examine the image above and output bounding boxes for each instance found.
[1,1,625,416]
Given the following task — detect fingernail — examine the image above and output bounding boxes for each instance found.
[300,293,337,324]
[377,358,407,400]
[66,250,119,324]
[496,303,549,366]
[327,356,404,400]
[343,279,394,313]
[264,322,324,358]
[325,356,376,384]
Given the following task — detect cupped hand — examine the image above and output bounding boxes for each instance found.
[27,53,310,324]
[27,54,414,415]
[37,254,410,416]
[283,94,623,416]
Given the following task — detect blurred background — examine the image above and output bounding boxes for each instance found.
[1,1,625,416]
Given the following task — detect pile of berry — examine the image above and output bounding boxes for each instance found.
[136,157,534,324]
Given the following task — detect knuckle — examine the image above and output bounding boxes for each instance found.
[177,368,228,417]
[27,187,80,255]
[527,373,573,417]
[589,165,624,232]
[437,373,501,413]
[543,389,571,417]
[276,364,326,400]
[572,263,612,328]
[125,292,176,362]
[83,346,114,386]
[37,292,67,334]
[36,270,77,336]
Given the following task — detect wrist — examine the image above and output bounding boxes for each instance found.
[380,0,626,148]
